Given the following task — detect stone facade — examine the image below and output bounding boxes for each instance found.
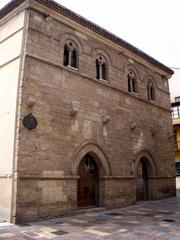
[0,0,176,223]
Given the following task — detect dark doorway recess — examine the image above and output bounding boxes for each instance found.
[136,158,149,201]
[77,154,99,208]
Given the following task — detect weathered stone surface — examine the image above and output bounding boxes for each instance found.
[13,7,175,222]
[0,1,175,223]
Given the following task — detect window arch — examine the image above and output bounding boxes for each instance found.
[96,55,108,81]
[63,41,78,69]
[128,70,137,93]
[147,80,155,101]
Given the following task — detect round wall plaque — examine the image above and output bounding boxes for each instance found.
[23,114,38,130]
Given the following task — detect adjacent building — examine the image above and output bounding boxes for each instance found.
[0,0,176,223]
[170,68,180,175]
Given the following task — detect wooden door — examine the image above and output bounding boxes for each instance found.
[77,154,98,208]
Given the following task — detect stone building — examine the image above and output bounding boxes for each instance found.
[0,0,176,223]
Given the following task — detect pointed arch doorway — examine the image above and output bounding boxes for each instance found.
[136,157,149,201]
[77,154,99,208]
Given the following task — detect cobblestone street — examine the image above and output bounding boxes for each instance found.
[0,178,179,240]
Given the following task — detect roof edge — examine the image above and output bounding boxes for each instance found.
[0,0,174,76]
[0,0,25,20]
[171,102,180,107]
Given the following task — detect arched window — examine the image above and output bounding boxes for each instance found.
[63,44,69,67]
[96,60,100,79]
[128,70,137,93]
[147,80,155,101]
[71,49,78,68]
[96,55,108,81]
[63,41,78,69]
[102,63,107,80]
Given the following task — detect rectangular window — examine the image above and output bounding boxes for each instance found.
[172,106,180,118]
[175,96,180,102]
[176,163,180,176]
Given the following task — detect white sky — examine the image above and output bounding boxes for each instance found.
[0,0,180,92]
[169,68,180,100]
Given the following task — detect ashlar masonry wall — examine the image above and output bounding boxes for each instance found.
[12,6,176,223]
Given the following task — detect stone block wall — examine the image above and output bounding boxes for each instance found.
[148,177,176,200]
[12,7,175,222]
[102,178,136,208]
[16,176,78,222]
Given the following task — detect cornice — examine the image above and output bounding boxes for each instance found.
[0,0,174,77]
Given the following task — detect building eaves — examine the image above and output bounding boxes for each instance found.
[0,0,174,76]
[171,102,180,107]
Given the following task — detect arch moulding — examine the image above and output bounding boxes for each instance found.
[143,74,156,87]
[71,141,111,176]
[91,48,112,66]
[133,150,157,177]
[60,32,84,53]
[123,62,140,80]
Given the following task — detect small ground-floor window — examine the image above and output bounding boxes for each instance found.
[176,162,180,176]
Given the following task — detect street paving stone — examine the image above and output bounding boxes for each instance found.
[0,193,180,239]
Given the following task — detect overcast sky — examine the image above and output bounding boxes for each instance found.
[0,0,179,69]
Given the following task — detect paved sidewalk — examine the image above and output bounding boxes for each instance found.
[0,194,180,240]
[0,178,180,240]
